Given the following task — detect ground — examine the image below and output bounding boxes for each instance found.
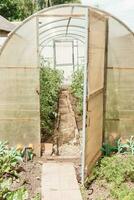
[12,158,42,199]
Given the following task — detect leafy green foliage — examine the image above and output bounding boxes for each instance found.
[0,141,29,200]
[0,0,81,21]
[111,184,134,200]
[70,68,84,115]
[3,187,28,200]
[0,142,22,178]
[101,136,134,156]
[94,155,134,185]
[80,184,88,200]
[21,148,34,161]
[118,136,134,155]
[0,0,37,20]
[51,0,81,5]
[86,155,134,200]
[40,66,62,141]
[101,141,118,156]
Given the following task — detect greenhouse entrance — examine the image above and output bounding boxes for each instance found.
[0,4,134,182]
[38,10,87,161]
[37,7,107,183]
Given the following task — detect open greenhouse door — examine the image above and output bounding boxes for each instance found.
[85,10,108,174]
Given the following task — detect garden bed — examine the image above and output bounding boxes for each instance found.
[0,142,42,200]
[15,159,42,200]
[84,153,134,200]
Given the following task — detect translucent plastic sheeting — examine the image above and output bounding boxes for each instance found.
[105,17,134,140]
[54,41,73,65]
[0,17,40,155]
[0,68,40,155]
[0,17,38,67]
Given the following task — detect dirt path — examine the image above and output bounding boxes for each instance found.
[57,89,80,157]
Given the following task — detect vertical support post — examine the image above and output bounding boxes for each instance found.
[103,18,109,142]
[36,16,40,67]
[77,40,79,69]
[72,41,75,72]
[36,16,41,156]
[53,40,56,69]
[81,8,89,185]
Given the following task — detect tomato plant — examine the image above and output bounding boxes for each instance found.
[40,66,63,141]
[70,68,84,115]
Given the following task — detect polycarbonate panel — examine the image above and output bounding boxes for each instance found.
[105,17,134,140]
[88,11,106,93]
[0,17,37,67]
[0,17,40,155]
[86,10,107,173]
[55,41,73,65]
[108,18,134,68]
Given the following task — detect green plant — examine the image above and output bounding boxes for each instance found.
[117,136,134,155]
[80,184,88,200]
[101,142,118,156]
[3,187,28,200]
[86,152,134,200]
[111,184,134,200]
[0,146,22,178]
[127,136,134,155]
[0,142,28,200]
[40,66,63,141]
[70,68,84,115]
[21,147,34,161]
[117,139,129,154]
[87,155,134,186]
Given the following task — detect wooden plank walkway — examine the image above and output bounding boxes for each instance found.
[41,162,82,200]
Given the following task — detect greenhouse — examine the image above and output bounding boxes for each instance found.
[0,4,134,180]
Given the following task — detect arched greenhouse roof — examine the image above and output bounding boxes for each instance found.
[0,4,134,63]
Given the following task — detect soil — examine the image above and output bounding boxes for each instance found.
[69,91,83,131]
[86,179,112,200]
[12,157,42,199]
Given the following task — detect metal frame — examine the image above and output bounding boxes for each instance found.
[39,32,85,46]
[81,8,89,185]
[39,25,85,35]
[40,35,84,54]
[39,17,85,29]
[40,35,84,46]
[39,28,85,41]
